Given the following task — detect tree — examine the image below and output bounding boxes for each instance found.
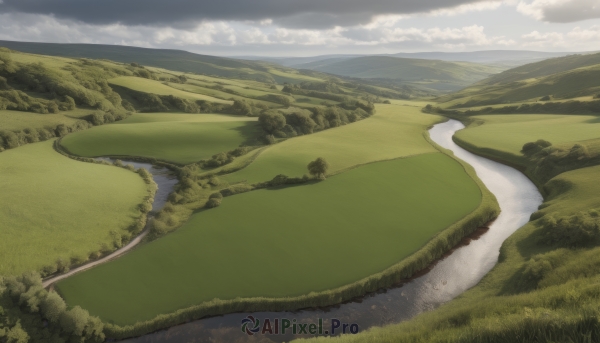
[308,157,329,179]
[258,111,286,133]
[41,291,67,323]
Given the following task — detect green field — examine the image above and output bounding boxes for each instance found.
[0,140,147,275]
[308,112,600,343]
[455,114,600,157]
[223,104,441,184]
[60,113,259,164]
[56,153,482,325]
[0,109,92,131]
[108,76,233,104]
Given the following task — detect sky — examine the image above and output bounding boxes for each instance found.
[0,0,599,56]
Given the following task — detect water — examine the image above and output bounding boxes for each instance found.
[96,158,179,211]
[122,120,543,343]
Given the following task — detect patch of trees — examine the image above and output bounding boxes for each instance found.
[229,99,268,116]
[114,86,228,114]
[253,174,310,189]
[427,100,600,115]
[0,271,105,343]
[199,146,251,169]
[537,210,600,247]
[0,111,131,152]
[257,104,375,143]
[521,140,600,183]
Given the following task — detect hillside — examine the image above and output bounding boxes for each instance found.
[297,56,505,92]
[437,52,600,108]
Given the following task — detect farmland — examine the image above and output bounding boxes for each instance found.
[56,153,482,325]
[60,113,260,164]
[223,104,441,184]
[0,140,148,276]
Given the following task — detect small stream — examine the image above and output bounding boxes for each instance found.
[121,120,543,343]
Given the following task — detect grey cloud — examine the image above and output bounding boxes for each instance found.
[0,0,496,28]
[541,0,600,23]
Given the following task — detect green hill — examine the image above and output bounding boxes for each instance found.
[297,56,505,92]
[437,52,600,108]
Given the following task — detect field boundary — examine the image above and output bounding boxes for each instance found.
[102,133,500,340]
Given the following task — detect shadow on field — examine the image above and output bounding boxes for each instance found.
[229,121,263,146]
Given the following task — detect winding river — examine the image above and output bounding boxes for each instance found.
[118,119,542,342]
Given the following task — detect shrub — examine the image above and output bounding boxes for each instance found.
[307,157,330,179]
[537,210,600,247]
[258,111,286,133]
[540,95,551,101]
[205,197,222,208]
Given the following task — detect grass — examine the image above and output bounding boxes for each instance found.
[0,140,147,276]
[437,53,600,107]
[108,76,232,104]
[56,153,482,325]
[0,109,92,131]
[222,104,441,184]
[297,113,600,343]
[59,113,260,164]
[454,114,600,159]
[297,162,600,343]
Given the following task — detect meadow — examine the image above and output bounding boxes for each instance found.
[454,114,600,157]
[56,153,482,325]
[0,109,91,131]
[60,113,260,164]
[223,104,441,184]
[302,112,600,343]
[108,76,233,104]
[0,140,148,275]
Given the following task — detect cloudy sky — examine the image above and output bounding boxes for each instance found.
[0,0,599,56]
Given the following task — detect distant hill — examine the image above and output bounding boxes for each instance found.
[391,50,585,66]
[437,52,600,108]
[237,50,591,69]
[0,40,325,85]
[294,56,505,92]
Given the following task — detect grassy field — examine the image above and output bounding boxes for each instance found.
[437,53,600,107]
[108,76,233,104]
[301,113,600,343]
[297,165,600,343]
[60,113,259,164]
[0,140,147,275]
[454,114,600,157]
[0,109,92,131]
[56,153,482,325]
[222,104,441,184]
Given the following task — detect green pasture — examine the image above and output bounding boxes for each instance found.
[56,153,482,325]
[0,140,147,275]
[455,114,600,157]
[298,122,600,343]
[108,76,232,104]
[0,109,92,131]
[223,104,442,184]
[60,113,259,164]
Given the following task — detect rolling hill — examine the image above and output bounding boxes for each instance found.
[296,56,505,92]
[437,52,600,108]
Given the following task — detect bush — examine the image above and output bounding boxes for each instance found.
[537,210,600,247]
[205,197,222,208]
[540,95,551,101]
[258,110,286,133]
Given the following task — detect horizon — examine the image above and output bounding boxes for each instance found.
[0,0,599,56]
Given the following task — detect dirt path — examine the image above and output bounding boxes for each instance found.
[42,228,149,288]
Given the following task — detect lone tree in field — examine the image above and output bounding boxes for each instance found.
[308,157,329,180]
